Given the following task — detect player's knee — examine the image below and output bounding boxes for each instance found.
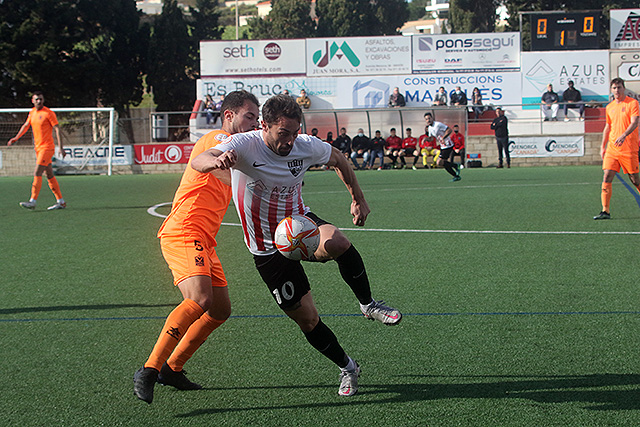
[295,314,319,333]
[209,303,231,322]
[192,294,214,312]
[322,232,351,258]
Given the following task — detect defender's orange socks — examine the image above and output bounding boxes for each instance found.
[144,299,204,371]
[47,176,63,200]
[601,182,612,213]
[31,176,43,200]
[167,312,226,372]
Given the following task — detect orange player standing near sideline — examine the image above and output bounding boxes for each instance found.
[594,77,640,220]
[133,90,260,404]
[7,91,67,210]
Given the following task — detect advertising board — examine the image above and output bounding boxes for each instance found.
[521,51,609,107]
[305,36,412,77]
[411,33,520,73]
[200,40,306,77]
[610,9,640,49]
[134,144,195,165]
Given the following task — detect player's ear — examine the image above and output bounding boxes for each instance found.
[223,109,234,122]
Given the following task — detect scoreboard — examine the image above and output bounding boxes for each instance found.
[530,12,600,51]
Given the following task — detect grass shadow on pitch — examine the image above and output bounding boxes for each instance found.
[174,373,640,418]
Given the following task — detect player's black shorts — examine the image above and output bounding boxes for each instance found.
[439,147,453,159]
[305,211,330,227]
[253,212,329,310]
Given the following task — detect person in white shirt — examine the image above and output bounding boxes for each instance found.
[424,112,461,181]
[191,94,402,397]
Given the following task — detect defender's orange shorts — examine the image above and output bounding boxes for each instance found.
[36,149,55,166]
[603,151,640,175]
[160,235,227,287]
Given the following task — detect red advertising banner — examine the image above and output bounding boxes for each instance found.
[134,143,195,164]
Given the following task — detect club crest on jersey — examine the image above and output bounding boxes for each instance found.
[215,133,232,143]
[288,159,304,177]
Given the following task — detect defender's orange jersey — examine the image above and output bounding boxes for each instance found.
[27,106,58,151]
[157,130,234,245]
[606,96,640,154]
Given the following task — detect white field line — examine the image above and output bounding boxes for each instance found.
[147,202,640,236]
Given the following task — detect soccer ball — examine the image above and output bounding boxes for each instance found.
[274,215,321,261]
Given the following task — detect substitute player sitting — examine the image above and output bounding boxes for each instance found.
[418,125,439,169]
[191,94,402,397]
[7,91,66,210]
[133,90,260,404]
[594,77,640,220]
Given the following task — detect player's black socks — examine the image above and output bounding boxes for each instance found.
[444,161,457,177]
[303,319,349,368]
[335,244,372,305]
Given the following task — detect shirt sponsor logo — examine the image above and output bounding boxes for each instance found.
[288,159,304,177]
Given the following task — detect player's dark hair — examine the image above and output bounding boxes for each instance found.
[32,91,44,97]
[611,77,625,88]
[424,112,434,119]
[220,90,259,119]
[390,127,396,132]
[262,94,302,125]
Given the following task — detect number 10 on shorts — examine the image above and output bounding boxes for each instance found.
[272,281,295,305]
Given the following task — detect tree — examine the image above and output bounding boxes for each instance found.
[146,0,194,112]
[315,0,375,37]
[407,0,429,21]
[247,0,316,39]
[449,0,498,34]
[190,0,223,42]
[371,0,409,35]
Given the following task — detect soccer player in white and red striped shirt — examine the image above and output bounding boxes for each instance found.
[192,94,402,397]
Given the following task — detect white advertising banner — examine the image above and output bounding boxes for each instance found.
[411,32,520,74]
[57,145,134,166]
[521,51,609,108]
[508,136,584,158]
[198,71,522,110]
[305,36,412,77]
[611,50,640,81]
[335,73,522,109]
[200,40,306,77]
[199,77,338,108]
[610,9,640,49]
[610,50,640,99]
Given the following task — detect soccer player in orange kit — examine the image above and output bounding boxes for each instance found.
[133,90,260,404]
[594,78,640,220]
[7,92,67,210]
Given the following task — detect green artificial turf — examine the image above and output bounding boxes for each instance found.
[1,166,639,426]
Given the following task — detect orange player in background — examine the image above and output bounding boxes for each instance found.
[7,91,67,210]
[594,77,640,220]
[133,90,260,404]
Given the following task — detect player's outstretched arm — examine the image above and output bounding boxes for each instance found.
[7,121,30,146]
[191,148,236,173]
[326,147,370,226]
